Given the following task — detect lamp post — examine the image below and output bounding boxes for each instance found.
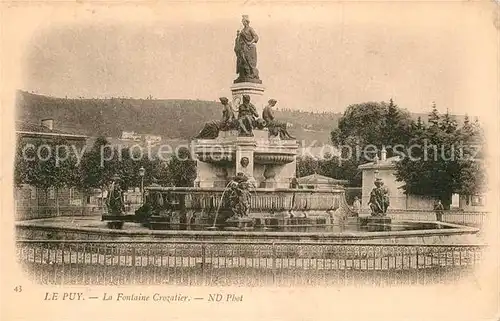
[139,166,145,205]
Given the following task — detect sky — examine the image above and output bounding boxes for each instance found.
[18,2,498,115]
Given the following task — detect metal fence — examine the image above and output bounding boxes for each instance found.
[16,240,484,286]
[385,210,487,227]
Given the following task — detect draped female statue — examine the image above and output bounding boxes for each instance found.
[234,15,261,84]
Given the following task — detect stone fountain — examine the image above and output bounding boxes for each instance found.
[134,15,354,230]
[29,15,476,244]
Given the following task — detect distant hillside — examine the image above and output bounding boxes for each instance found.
[15,90,466,146]
[15,91,340,145]
[16,91,224,139]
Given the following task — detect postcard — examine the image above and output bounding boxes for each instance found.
[1,2,499,321]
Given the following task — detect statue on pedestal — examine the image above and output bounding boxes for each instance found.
[236,94,260,136]
[221,97,236,129]
[107,175,125,215]
[228,172,251,219]
[368,178,390,216]
[262,99,295,139]
[234,15,261,84]
[135,179,164,222]
[194,97,236,139]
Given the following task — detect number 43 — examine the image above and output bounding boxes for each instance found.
[14,286,22,292]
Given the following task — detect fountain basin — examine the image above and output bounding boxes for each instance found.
[16,216,479,245]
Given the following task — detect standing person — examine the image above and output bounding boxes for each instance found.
[434,199,444,221]
[352,196,361,216]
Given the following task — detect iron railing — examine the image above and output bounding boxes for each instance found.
[384,210,487,227]
[16,240,484,286]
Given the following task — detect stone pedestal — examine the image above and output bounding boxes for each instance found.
[261,165,277,188]
[192,129,298,189]
[107,221,124,229]
[359,216,392,226]
[358,216,392,232]
[235,137,257,184]
[224,217,254,230]
[194,161,220,188]
[231,82,266,116]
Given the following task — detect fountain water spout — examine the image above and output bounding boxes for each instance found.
[206,181,233,230]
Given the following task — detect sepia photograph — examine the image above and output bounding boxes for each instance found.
[1,1,499,320]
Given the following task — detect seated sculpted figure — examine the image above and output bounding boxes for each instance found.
[236,94,260,136]
[368,178,390,216]
[262,99,295,139]
[194,97,236,139]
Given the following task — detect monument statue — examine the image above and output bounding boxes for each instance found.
[227,172,251,219]
[194,97,236,139]
[368,178,390,216]
[135,179,164,222]
[221,97,236,129]
[262,99,295,140]
[236,94,260,136]
[234,15,261,84]
[107,175,125,215]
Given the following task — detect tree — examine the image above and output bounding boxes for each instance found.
[331,101,388,153]
[115,148,168,190]
[14,137,80,215]
[14,141,37,187]
[382,98,413,156]
[318,156,360,186]
[456,115,485,196]
[296,156,319,177]
[330,100,414,186]
[394,105,485,208]
[428,102,440,127]
[165,147,196,187]
[80,137,115,192]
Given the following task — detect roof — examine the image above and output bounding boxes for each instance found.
[297,173,348,185]
[15,121,87,139]
[358,156,400,170]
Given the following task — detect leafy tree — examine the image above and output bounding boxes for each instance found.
[395,105,485,208]
[79,137,115,192]
[318,156,360,186]
[330,100,415,186]
[115,147,168,190]
[456,115,485,196]
[164,147,196,187]
[382,99,413,156]
[14,137,80,215]
[296,154,358,186]
[14,141,37,187]
[296,156,319,177]
[331,101,388,154]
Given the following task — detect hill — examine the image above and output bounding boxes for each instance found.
[15,91,340,145]
[15,90,466,146]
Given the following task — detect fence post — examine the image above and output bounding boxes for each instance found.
[131,247,136,283]
[272,242,276,285]
[201,243,206,286]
